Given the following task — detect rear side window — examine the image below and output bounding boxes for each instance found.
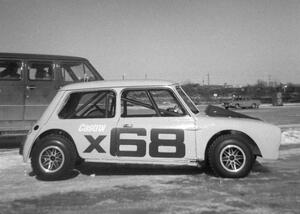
[59,90,116,119]
[28,61,54,81]
[60,62,96,82]
[0,60,22,80]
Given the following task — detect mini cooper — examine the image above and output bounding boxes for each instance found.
[21,80,281,179]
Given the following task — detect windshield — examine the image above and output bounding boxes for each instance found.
[176,86,199,114]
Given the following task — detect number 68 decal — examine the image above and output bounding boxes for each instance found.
[110,128,185,158]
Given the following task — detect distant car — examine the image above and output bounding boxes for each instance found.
[0,53,103,137]
[21,80,280,180]
[224,97,261,109]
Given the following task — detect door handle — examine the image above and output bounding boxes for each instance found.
[26,85,37,90]
[123,124,133,128]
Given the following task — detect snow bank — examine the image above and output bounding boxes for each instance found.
[281,129,300,145]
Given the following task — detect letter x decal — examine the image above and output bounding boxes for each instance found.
[83,135,106,153]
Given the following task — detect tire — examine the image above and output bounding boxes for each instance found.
[251,103,257,109]
[208,134,254,178]
[31,134,77,180]
[235,104,240,109]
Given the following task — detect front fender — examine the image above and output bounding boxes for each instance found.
[195,116,281,160]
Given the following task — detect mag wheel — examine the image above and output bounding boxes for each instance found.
[208,134,253,178]
[31,134,76,180]
[39,146,65,173]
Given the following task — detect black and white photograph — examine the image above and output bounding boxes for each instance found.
[0,0,300,213]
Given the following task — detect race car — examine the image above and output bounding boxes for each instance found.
[21,80,281,180]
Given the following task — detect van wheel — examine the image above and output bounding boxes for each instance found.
[208,134,253,178]
[31,134,77,180]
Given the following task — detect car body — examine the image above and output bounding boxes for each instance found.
[223,97,261,109]
[0,53,103,136]
[22,80,281,179]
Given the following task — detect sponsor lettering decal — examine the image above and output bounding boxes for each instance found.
[78,124,106,133]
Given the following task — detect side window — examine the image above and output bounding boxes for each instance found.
[60,62,96,82]
[59,90,115,119]
[0,60,22,80]
[28,61,54,81]
[121,89,186,117]
[149,89,186,116]
[122,90,157,117]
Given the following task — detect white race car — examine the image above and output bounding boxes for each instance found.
[21,80,281,180]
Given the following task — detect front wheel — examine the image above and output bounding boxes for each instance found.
[208,134,254,178]
[31,134,77,180]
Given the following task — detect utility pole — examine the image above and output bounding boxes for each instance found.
[207,73,210,86]
[145,73,147,79]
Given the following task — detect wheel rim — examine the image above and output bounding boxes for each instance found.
[220,145,246,173]
[39,146,65,173]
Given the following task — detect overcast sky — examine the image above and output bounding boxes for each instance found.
[0,0,299,85]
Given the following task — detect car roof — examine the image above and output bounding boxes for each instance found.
[0,53,87,61]
[61,80,176,91]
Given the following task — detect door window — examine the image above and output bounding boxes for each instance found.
[121,89,186,117]
[28,61,54,81]
[150,89,186,116]
[60,62,96,82]
[59,90,116,119]
[121,90,156,117]
[0,60,22,80]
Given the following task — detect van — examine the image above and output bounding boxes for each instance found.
[0,53,103,136]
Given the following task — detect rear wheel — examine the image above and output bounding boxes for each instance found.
[31,134,77,180]
[208,134,253,178]
[251,103,257,109]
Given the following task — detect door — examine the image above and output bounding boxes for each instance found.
[114,88,196,164]
[24,61,59,120]
[0,59,24,121]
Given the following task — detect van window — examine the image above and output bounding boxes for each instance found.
[28,61,54,81]
[61,62,96,82]
[59,90,116,119]
[0,60,22,80]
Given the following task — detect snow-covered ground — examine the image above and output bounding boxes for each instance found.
[281,128,300,145]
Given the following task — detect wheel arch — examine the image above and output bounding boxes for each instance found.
[30,129,78,159]
[204,130,262,162]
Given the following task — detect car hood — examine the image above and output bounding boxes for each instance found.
[204,105,261,121]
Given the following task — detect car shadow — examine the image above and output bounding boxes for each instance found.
[31,170,80,181]
[251,160,272,173]
[75,162,205,176]
[31,161,269,181]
